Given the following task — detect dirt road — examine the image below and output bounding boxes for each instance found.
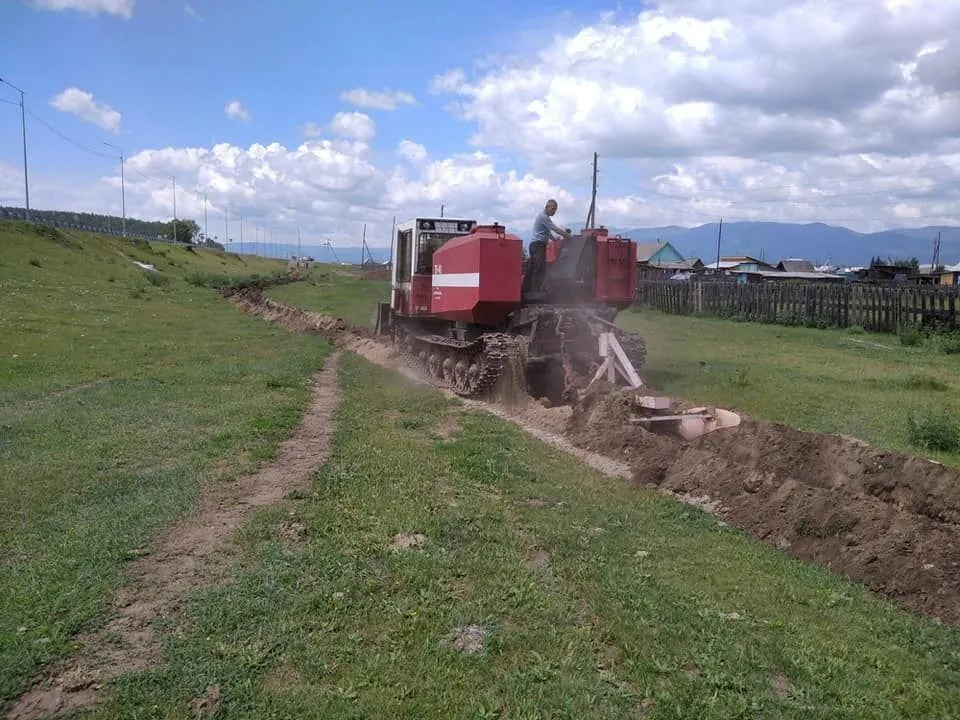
[7,353,343,720]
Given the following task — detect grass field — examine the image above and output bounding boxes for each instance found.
[616,309,960,465]
[0,222,329,703]
[89,354,960,719]
[267,270,960,464]
[4,225,960,718]
[267,265,387,328]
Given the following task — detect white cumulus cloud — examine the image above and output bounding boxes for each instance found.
[329,112,376,142]
[30,0,133,17]
[300,122,323,139]
[397,140,428,166]
[224,100,251,122]
[13,0,960,246]
[49,87,122,133]
[341,88,417,110]
[424,0,960,228]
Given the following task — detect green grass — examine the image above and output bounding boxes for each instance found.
[89,354,960,719]
[0,221,330,704]
[618,308,960,464]
[266,265,389,328]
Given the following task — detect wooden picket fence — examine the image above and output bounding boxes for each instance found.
[635,280,960,334]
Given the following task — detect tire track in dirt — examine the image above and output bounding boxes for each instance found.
[6,352,343,720]
[228,288,960,627]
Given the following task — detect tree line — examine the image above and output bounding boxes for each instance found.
[0,206,221,249]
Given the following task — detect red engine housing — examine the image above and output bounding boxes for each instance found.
[430,224,523,325]
[587,228,638,308]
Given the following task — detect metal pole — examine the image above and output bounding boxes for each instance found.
[19,87,29,221]
[1,78,30,221]
[715,218,723,275]
[103,142,126,237]
[203,194,208,242]
[389,215,396,267]
[172,176,177,242]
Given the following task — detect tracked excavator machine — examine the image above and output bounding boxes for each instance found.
[373,214,648,405]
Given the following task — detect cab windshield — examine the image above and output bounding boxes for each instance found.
[416,231,458,274]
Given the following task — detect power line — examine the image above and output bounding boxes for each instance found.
[25,109,114,158]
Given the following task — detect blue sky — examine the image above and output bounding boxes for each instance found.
[1,0,959,247]
[0,0,597,182]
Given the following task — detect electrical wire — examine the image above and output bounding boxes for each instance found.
[25,109,114,158]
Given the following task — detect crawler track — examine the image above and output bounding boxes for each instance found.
[394,330,526,398]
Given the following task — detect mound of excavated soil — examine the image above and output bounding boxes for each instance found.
[567,385,960,625]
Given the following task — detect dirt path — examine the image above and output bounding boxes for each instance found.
[7,352,343,720]
[228,289,960,627]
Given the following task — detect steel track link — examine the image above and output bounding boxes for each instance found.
[393,330,524,399]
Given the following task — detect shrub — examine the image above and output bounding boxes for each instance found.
[906,410,960,453]
[142,270,170,287]
[898,324,923,347]
[938,334,960,355]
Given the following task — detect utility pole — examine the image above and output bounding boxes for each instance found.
[0,77,30,221]
[224,203,229,249]
[159,171,177,242]
[240,215,244,254]
[715,218,723,275]
[585,151,598,229]
[389,215,396,267]
[440,204,444,218]
[297,226,302,266]
[103,142,126,237]
[255,224,259,257]
[203,194,208,242]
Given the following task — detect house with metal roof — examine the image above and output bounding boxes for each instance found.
[636,241,701,279]
[776,258,816,273]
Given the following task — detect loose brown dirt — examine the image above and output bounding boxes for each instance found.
[6,352,343,720]
[569,384,960,625]
[227,289,960,627]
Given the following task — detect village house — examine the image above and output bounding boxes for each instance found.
[703,255,775,274]
[635,240,701,280]
[776,258,816,273]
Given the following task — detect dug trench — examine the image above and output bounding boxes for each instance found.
[229,285,960,627]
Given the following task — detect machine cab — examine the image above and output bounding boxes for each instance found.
[390,217,476,316]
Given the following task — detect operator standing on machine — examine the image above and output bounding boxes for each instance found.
[523,199,572,297]
[532,199,572,264]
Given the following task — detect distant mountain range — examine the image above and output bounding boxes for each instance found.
[609,222,960,268]
[301,222,960,269]
[4,204,956,268]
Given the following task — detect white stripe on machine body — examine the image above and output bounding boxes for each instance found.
[431,272,480,288]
